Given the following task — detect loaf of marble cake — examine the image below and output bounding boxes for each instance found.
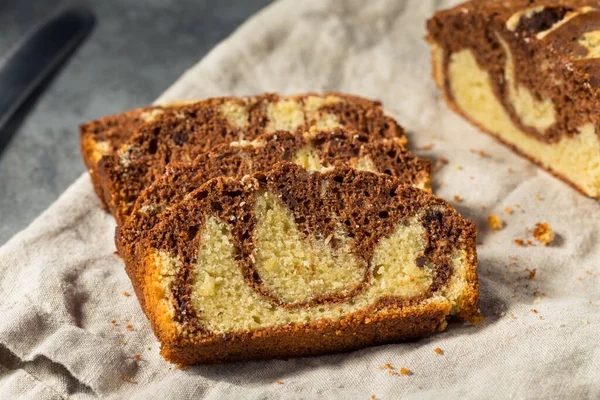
[427,0,600,199]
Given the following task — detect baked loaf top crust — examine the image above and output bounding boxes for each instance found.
[134,163,479,365]
[95,93,407,224]
[117,129,431,303]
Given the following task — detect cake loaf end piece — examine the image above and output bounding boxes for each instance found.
[427,0,600,199]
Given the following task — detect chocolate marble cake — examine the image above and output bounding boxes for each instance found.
[132,163,479,365]
[427,0,600,199]
[94,93,407,224]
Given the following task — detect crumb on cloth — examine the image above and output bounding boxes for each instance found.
[488,215,503,230]
[533,222,554,246]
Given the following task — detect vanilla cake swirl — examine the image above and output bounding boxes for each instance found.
[117,129,431,306]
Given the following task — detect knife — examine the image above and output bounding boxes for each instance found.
[0,6,94,134]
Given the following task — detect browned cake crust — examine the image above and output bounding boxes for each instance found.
[94,93,407,224]
[117,129,431,308]
[132,163,479,365]
[80,102,194,206]
[427,0,600,199]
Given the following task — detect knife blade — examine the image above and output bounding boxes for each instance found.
[0,6,94,133]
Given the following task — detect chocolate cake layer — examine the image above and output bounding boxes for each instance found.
[94,93,407,224]
[133,163,479,365]
[427,0,600,199]
[117,129,431,307]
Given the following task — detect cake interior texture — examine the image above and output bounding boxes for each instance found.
[116,128,430,294]
[136,163,479,365]
[427,0,600,199]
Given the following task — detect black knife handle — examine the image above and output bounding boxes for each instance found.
[0,6,95,130]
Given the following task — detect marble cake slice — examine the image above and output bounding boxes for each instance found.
[131,162,479,365]
[79,101,195,207]
[427,0,600,199]
[117,128,431,306]
[95,93,407,224]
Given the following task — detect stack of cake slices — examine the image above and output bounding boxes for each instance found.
[80,92,480,365]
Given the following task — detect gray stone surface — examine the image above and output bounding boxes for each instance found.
[0,0,272,245]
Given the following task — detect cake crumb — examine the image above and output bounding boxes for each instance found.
[276,380,283,385]
[135,353,141,360]
[433,347,444,355]
[123,291,131,297]
[453,195,462,202]
[438,156,449,165]
[488,215,503,230]
[504,206,513,214]
[533,222,554,246]
[265,378,270,382]
[371,395,376,400]
[127,323,133,330]
[400,368,413,376]
[454,164,462,170]
[535,194,543,201]
[514,239,525,247]
[111,320,117,325]
[528,269,537,280]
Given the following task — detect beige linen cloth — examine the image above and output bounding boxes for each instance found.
[1,0,599,398]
